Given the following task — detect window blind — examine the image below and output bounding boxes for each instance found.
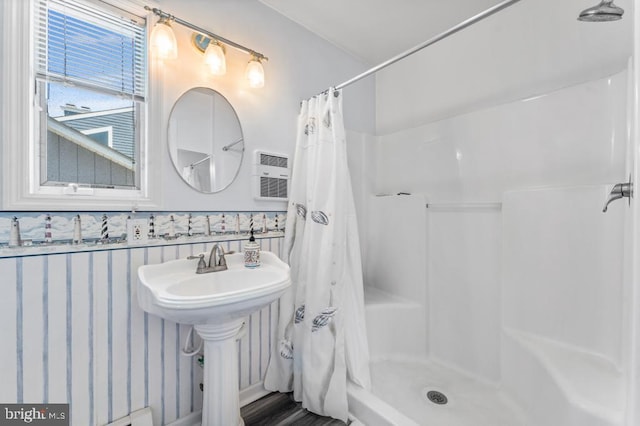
[34,0,147,101]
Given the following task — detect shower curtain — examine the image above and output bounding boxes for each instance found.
[264,89,371,421]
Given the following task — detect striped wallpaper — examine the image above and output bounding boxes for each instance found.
[0,235,283,426]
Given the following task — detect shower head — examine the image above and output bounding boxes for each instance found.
[578,0,624,22]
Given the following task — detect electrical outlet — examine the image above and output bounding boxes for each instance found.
[127,218,148,245]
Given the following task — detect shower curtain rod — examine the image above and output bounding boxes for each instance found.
[189,155,211,168]
[324,0,522,94]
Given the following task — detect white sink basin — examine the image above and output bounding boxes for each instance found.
[138,249,290,425]
[137,250,291,324]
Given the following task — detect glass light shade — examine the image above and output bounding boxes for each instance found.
[204,42,226,76]
[150,20,178,59]
[245,59,265,88]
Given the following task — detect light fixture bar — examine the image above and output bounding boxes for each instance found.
[144,6,268,62]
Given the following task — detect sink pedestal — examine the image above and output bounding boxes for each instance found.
[195,319,246,426]
[137,252,291,425]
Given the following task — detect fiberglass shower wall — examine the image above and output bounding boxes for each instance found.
[356,0,633,423]
[367,66,629,376]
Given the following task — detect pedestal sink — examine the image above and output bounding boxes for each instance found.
[137,250,291,426]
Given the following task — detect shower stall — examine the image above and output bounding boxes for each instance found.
[339,0,639,424]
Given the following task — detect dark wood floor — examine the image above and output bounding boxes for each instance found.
[241,392,348,426]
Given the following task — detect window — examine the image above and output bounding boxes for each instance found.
[35,0,145,189]
[1,0,158,209]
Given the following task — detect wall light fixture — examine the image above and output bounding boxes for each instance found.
[246,55,265,89]
[149,16,178,60]
[203,40,227,76]
[146,6,268,87]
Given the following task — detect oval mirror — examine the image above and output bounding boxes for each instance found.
[168,87,244,193]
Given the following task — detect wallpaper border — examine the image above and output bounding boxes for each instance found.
[0,210,287,258]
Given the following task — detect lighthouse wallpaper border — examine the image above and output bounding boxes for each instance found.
[0,211,287,257]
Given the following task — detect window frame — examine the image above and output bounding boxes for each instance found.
[1,0,161,210]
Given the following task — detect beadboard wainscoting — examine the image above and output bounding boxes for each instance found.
[0,236,283,426]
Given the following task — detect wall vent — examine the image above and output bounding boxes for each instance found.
[254,150,290,201]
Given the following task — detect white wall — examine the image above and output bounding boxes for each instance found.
[428,206,502,381]
[376,69,628,202]
[502,186,626,363]
[0,0,375,213]
[376,0,631,135]
[626,3,640,425]
[0,0,5,207]
[346,130,377,270]
[152,0,375,212]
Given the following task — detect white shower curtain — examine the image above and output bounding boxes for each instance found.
[264,89,371,421]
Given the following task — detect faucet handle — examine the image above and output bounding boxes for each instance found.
[216,249,235,268]
[188,254,207,273]
[217,247,228,267]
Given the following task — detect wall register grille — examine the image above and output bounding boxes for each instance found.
[260,153,288,168]
[254,150,290,200]
[260,176,288,199]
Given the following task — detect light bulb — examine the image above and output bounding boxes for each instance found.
[150,19,178,60]
[245,58,265,88]
[204,42,226,76]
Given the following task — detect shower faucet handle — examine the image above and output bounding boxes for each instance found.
[603,179,633,213]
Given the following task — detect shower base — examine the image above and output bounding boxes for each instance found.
[348,358,525,426]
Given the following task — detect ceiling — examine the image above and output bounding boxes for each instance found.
[258,0,505,65]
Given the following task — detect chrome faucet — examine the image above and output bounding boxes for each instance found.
[187,244,232,274]
[603,180,633,212]
[208,244,228,272]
